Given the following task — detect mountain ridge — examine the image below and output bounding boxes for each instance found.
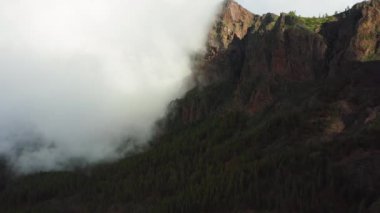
[178,0,380,125]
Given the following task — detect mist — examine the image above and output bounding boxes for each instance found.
[0,0,223,173]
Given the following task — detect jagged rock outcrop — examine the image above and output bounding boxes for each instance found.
[241,13,328,82]
[175,0,380,125]
[181,0,259,124]
[237,13,329,111]
[206,0,258,57]
[321,0,380,75]
[194,0,260,84]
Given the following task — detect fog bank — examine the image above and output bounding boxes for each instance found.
[0,0,222,173]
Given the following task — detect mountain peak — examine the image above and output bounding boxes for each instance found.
[222,0,252,23]
[206,0,256,56]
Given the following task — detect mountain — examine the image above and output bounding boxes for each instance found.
[181,0,380,123]
[1,1,380,212]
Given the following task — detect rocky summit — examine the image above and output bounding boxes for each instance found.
[1,1,380,212]
[180,0,380,123]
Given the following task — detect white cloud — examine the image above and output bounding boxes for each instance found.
[0,0,223,173]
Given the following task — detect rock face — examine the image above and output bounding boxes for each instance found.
[241,14,328,82]
[321,0,380,75]
[206,0,257,57]
[195,0,259,84]
[174,0,380,125]
[237,13,329,111]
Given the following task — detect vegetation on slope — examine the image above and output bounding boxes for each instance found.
[288,11,337,32]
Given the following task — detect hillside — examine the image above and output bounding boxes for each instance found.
[1,0,380,212]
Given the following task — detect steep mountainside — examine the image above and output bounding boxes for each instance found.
[1,1,380,212]
[176,0,380,124]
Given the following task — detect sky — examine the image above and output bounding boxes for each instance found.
[236,0,364,16]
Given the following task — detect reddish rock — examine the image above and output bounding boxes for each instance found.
[248,86,273,114]
[177,0,380,124]
[207,0,257,56]
[321,0,380,75]
[194,0,260,84]
[241,14,328,83]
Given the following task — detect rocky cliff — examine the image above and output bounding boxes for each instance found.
[322,0,380,75]
[206,0,257,56]
[153,3,380,211]
[175,0,380,124]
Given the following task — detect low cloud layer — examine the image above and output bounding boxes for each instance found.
[0,0,222,173]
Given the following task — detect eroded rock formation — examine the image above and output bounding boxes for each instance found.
[174,0,380,125]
